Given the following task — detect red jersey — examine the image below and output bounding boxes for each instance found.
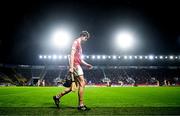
[71,39,82,66]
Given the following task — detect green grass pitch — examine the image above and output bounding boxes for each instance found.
[0,86,180,115]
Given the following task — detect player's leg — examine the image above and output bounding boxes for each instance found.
[78,75,86,106]
[74,65,89,110]
[77,75,90,111]
[74,65,85,107]
[57,87,72,98]
[53,87,71,108]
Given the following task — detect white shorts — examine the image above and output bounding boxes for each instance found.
[74,65,84,76]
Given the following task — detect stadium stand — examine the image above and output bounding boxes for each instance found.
[0,64,180,86]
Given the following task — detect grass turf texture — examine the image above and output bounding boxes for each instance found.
[0,87,180,115]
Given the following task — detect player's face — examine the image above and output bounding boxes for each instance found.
[82,36,88,42]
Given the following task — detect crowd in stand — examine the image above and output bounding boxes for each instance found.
[0,66,180,86]
[84,68,180,86]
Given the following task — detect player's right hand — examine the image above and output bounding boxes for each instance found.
[87,64,93,69]
[69,67,74,73]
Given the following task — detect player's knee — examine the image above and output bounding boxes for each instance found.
[80,80,85,87]
[79,75,86,87]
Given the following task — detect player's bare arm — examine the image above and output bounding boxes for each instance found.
[69,49,76,73]
[81,59,93,69]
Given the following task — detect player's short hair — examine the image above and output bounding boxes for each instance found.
[80,31,90,39]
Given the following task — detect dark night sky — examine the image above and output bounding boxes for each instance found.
[1,0,180,64]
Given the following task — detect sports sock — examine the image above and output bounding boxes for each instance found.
[56,95,60,99]
[56,93,64,99]
[79,104,84,107]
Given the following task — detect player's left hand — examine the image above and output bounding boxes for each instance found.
[87,64,93,69]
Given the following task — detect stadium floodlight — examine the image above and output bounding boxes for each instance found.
[97,55,101,59]
[102,55,106,59]
[159,56,163,59]
[39,55,43,59]
[53,55,57,60]
[48,55,52,59]
[118,56,121,59]
[52,29,71,48]
[139,56,143,59]
[108,56,111,59]
[169,56,174,60]
[175,56,178,59]
[155,56,158,59]
[165,56,168,59]
[58,55,62,59]
[64,55,67,59]
[86,55,90,59]
[92,55,96,59]
[149,55,154,60]
[115,31,135,50]
[43,55,47,59]
[124,56,128,59]
[134,56,138,59]
[129,56,132,59]
[113,55,117,59]
[145,56,148,59]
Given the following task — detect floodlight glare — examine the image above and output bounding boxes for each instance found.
[53,55,57,60]
[139,56,143,59]
[58,55,62,59]
[52,30,71,48]
[39,55,43,59]
[97,55,101,59]
[159,56,163,59]
[86,56,90,59]
[92,55,96,59]
[134,56,137,59]
[129,56,132,59]
[44,55,47,59]
[169,56,174,60]
[149,55,154,60]
[113,55,117,59]
[48,55,52,59]
[116,32,134,49]
[124,56,127,59]
[145,56,148,59]
[102,55,106,59]
[64,55,67,59]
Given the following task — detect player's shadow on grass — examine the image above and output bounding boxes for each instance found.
[48,103,77,110]
[41,102,77,110]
